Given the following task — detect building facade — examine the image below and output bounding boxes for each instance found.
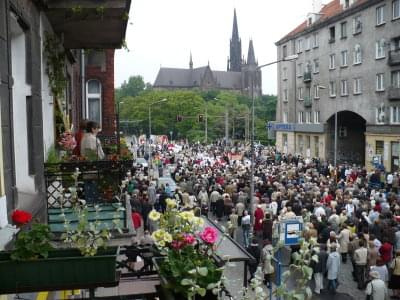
[153,9,262,99]
[0,0,130,242]
[275,0,400,171]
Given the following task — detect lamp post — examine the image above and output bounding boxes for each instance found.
[249,54,298,224]
[117,101,124,155]
[148,98,168,163]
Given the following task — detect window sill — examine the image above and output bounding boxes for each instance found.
[353,31,362,36]
[340,36,347,40]
[305,49,311,52]
[375,56,386,60]
[313,46,319,49]
[376,22,386,27]
[353,92,362,95]
[353,62,362,66]
[329,68,336,71]
[376,89,385,93]
[314,97,320,100]
[340,65,348,68]
[392,16,400,22]
[313,71,320,74]
[329,39,336,44]
[298,99,304,101]
[330,95,337,98]
[340,94,349,97]
[283,78,288,81]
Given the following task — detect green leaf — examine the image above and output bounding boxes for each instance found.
[197,267,208,277]
[197,287,206,297]
[181,278,193,286]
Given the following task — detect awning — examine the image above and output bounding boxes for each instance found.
[41,0,131,49]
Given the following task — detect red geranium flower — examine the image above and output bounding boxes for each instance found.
[11,210,32,226]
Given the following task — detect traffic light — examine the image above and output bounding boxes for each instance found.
[198,114,204,122]
[176,115,183,122]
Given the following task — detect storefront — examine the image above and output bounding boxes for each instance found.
[365,133,400,172]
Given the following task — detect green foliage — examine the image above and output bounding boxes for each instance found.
[11,223,54,261]
[117,84,277,143]
[46,145,61,164]
[43,33,66,100]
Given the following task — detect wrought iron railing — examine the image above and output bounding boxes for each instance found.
[389,49,400,66]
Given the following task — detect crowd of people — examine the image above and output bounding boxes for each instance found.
[125,141,400,299]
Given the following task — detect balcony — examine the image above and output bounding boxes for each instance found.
[303,96,312,107]
[388,86,400,100]
[389,50,400,66]
[303,71,312,83]
[39,0,131,49]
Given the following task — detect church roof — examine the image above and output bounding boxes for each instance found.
[153,66,242,90]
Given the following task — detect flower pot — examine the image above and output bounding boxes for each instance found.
[0,246,119,294]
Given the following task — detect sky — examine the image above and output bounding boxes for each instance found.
[114,0,330,95]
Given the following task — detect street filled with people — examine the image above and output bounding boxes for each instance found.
[127,140,400,299]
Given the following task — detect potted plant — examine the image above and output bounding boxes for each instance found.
[149,200,223,300]
[0,222,119,294]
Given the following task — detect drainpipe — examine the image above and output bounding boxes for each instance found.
[81,49,85,120]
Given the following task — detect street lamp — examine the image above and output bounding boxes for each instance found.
[249,54,298,224]
[148,98,168,163]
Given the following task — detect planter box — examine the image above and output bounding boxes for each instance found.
[0,246,119,294]
[153,257,218,300]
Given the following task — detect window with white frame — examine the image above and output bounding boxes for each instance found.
[376,106,385,124]
[329,54,336,69]
[392,70,400,88]
[282,67,287,80]
[312,32,319,48]
[376,73,385,91]
[305,36,311,51]
[376,39,386,59]
[297,39,303,53]
[341,50,348,66]
[353,77,362,94]
[329,81,337,97]
[297,63,303,77]
[283,89,288,102]
[283,111,288,123]
[376,5,386,25]
[354,44,362,64]
[313,111,320,124]
[341,79,348,96]
[314,85,320,99]
[353,15,362,34]
[313,59,319,73]
[305,111,312,123]
[340,21,347,39]
[86,79,102,125]
[305,61,312,73]
[298,87,304,100]
[391,106,400,124]
[298,111,304,123]
[393,0,400,19]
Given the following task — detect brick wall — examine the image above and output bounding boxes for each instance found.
[85,49,116,135]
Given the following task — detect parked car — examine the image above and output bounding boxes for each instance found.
[157,177,177,192]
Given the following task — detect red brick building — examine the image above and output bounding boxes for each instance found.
[84,49,116,135]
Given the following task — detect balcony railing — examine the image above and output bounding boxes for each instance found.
[44,160,133,233]
[388,86,400,100]
[389,49,400,66]
[303,71,312,83]
[303,96,312,107]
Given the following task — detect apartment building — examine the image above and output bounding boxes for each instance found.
[274,0,400,171]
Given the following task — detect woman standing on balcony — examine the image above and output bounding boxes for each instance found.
[72,119,87,156]
[80,121,105,160]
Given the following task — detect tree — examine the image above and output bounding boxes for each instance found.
[115,75,146,101]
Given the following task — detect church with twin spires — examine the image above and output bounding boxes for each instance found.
[153,9,262,98]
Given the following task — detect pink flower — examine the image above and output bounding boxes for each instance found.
[184,234,195,245]
[199,226,218,244]
[171,240,184,250]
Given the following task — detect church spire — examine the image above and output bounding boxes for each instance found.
[232,9,239,40]
[189,52,193,69]
[247,39,256,65]
[228,9,242,72]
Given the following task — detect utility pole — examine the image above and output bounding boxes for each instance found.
[225,110,229,144]
[205,105,208,143]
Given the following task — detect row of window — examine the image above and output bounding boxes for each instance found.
[283,1,400,58]
[376,106,400,124]
[282,71,400,101]
[281,111,320,124]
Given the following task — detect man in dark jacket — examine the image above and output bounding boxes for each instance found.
[247,238,261,282]
[312,244,328,294]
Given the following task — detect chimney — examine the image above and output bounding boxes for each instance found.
[312,0,323,13]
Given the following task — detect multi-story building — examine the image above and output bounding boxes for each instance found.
[274,0,400,171]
